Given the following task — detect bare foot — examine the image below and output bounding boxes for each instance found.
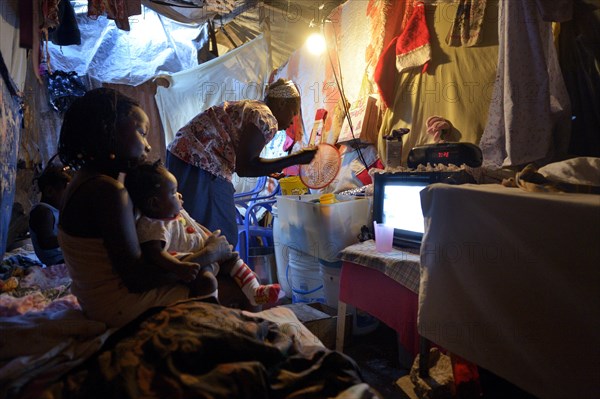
[189,270,218,298]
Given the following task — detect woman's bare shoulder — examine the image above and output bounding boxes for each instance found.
[70,173,124,195]
[61,173,130,236]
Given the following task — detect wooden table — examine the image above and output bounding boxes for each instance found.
[335,241,421,366]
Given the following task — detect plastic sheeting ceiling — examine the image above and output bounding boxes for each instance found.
[46,4,202,86]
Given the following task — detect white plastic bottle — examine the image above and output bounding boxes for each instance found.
[386,138,403,168]
[384,128,410,169]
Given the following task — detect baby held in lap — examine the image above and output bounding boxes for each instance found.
[125,161,281,306]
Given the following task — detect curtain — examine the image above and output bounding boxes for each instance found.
[1,0,28,91]
[559,0,600,157]
[154,34,270,146]
[480,0,571,168]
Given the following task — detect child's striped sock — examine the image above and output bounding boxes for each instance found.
[230,259,280,306]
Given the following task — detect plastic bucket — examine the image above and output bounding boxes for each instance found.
[273,209,291,297]
[287,248,325,304]
[319,260,342,308]
[248,246,276,285]
[352,308,379,336]
[276,195,371,262]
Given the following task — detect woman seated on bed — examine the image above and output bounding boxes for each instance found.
[57,88,251,328]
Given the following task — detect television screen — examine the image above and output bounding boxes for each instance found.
[373,171,475,248]
[373,173,433,248]
[381,183,428,235]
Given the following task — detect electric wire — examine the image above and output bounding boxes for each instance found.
[324,21,371,172]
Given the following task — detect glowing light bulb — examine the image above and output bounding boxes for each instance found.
[306,32,326,55]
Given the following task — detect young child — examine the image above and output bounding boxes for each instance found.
[124,161,281,306]
[29,164,72,266]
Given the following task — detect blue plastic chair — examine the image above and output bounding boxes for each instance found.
[233,176,267,202]
[235,179,281,265]
[233,176,266,236]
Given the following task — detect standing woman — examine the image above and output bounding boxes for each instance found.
[166,79,317,248]
[57,88,236,327]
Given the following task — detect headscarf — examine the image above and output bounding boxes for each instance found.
[265,80,300,99]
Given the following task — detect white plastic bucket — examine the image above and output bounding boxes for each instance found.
[273,209,291,297]
[319,260,342,308]
[287,248,325,304]
[276,195,371,262]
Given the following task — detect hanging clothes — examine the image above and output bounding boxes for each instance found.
[87,0,142,31]
[49,0,81,46]
[445,0,488,47]
[558,0,600,157]
[19,0,34,49]
[480,0,572,168]
[374,1,430,108]
[377,1,499,164]
[39,0,61,75]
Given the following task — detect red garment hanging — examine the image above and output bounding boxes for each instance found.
[87,0,142,31]
[374,2,431,108]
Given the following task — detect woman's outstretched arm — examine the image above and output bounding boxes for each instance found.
[235,124,317,177]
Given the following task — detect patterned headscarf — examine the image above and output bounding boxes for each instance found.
[266,80,300,98]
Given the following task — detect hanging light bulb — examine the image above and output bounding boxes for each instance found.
[306,31,326,55]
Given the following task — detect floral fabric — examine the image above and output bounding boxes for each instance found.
[0,256,78,317]
[168,100,278,182]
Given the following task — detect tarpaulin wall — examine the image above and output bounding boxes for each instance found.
[1,0,26,256]
[0,62,22,257]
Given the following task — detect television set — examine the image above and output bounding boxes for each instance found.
[372,171,474,248]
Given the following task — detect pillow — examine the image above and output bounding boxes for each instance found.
[538,157,600,187]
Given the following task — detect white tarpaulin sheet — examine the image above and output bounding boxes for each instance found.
[47,5,201,86]
[154,34,269,145]
[0,0,27,91]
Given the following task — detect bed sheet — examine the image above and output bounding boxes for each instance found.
[418,183,600,398]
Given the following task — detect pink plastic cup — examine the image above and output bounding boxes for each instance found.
[373,221,394,253]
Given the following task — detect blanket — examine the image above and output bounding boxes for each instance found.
[1,246,380,399]
[38,299,377,398]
